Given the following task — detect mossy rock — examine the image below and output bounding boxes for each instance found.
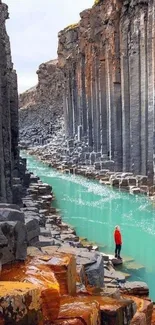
[64,23,79,32]
[94,0,104,5]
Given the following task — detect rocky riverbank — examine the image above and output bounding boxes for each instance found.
[0,158,153,324]
[23,145,155,200]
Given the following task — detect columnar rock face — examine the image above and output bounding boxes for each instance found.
[58,0,155,180]
[0,1,19,203]
[19,60,63,146]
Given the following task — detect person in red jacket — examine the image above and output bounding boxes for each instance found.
[114,225,122,259]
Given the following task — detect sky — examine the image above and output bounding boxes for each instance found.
[5,0,94,93]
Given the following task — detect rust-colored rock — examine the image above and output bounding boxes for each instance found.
[130,312,146,325]
[59,300,100,325]
[53,319,85,325]
[60,295,136,325]
[124,295,153,325]
[0,258,60,321]
[31,253,76,296]
[0,281,42,324]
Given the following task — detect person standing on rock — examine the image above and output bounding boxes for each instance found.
[114,225,122,259]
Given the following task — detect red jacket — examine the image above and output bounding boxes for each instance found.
[114,229,122,245]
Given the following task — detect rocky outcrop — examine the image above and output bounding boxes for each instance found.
[0,1,19,203]
[19,59,63,147]
[19,0,155,181]
[58,0,155,180]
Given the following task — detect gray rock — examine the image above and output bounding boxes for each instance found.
[0,204,20,211]
[85,255,104,287]
[0,221,27,263]
[25,219,40,244]
[120,281,149,295]
[0,208,25,223]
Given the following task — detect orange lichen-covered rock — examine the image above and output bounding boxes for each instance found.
[123,295,153,325]
[60,295,136,325]
[58,300,100,325]
[130,312,146,325]
[76,264,86,285]
[53,319,85,325]
[0,259,60,322]
[0,282,42,324]
[31,253,76,295]
[151,307,155,325]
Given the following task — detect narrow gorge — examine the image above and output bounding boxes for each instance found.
[0,0,155,324]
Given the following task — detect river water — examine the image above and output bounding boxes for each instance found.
[22,153,155,300]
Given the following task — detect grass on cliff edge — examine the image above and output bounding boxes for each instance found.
[64,23,79,32]
[94,0,104,5]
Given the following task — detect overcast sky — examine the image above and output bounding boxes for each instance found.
[5,0,93,93]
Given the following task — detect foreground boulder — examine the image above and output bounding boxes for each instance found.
[0,282,42,324]
[0,221,27,264]
[0,259,60,322]
[59,295,136,325]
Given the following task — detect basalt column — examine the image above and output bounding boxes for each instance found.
[120,0,154,179]
[81,54,87,137]
[0,1,12,202]
[59,0,155,178]
[99,49,108,156]
[0,1,19,202]
[147,0,154,181]
[86,44,93,149]
[112,23,122,171]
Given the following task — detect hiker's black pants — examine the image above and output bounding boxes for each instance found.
[115,244,121,258]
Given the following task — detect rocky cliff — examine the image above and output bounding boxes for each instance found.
[19,59,64,147]
[19,0,155,180]
[58,0,155,180]
[0,0,19,203]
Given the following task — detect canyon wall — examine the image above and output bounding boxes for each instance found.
[58,0,155,179]
[19,60,63,146]
[0,1,19,202]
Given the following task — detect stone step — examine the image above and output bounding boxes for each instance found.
[124,261,145,271]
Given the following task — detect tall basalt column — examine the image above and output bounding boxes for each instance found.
[146,0,154,182]
[63,76,69,137]
[139,11,148,175]
[81,54,87,137]
[95,55,101,152]
[105,47,113,159]
[109,49,115,161]
[72,62,78,135]
[92,50,98,152]
[86,44,93,149]
[120,19,131,172]
[0,2,12,202]
[129,17,141,175]
[0,62,6,201]
[100,52,108,156]
[113,26,122,171]
[67,68,74,137]
[10,71,19,175]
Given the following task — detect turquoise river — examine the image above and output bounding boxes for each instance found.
[22,153,155,301]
